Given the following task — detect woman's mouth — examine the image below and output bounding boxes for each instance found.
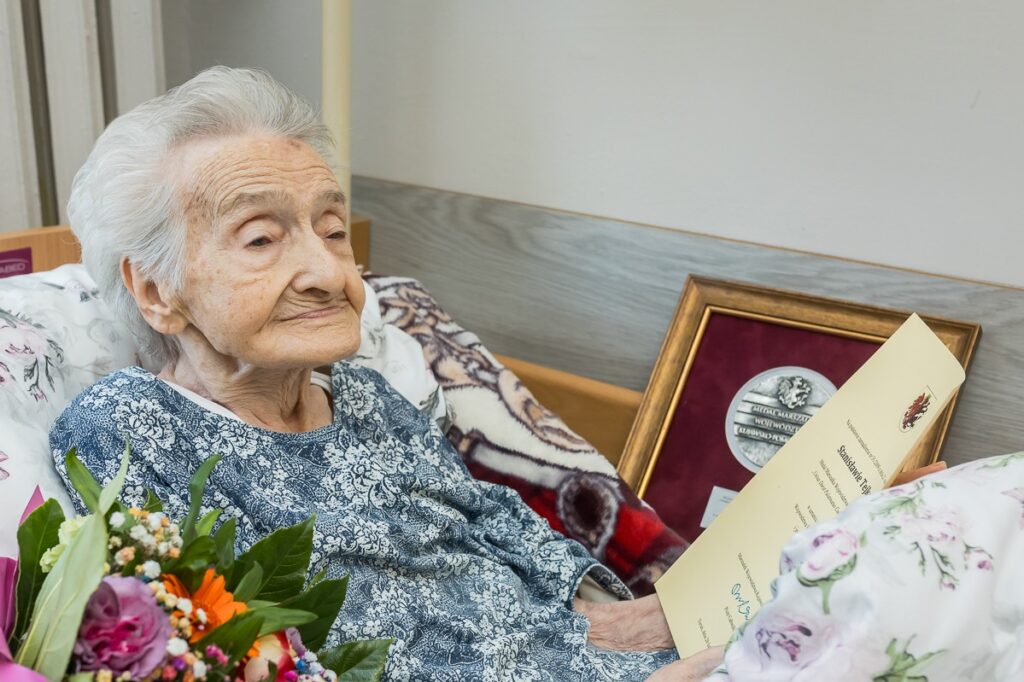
[289,303,347,320]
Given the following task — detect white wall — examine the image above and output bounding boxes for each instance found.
[161,0,321,105]
[0,0,40,231]
[351,1,1024,288]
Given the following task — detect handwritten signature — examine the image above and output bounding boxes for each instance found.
[731,583,752,621]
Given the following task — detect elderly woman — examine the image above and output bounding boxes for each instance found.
[49,67,722,681]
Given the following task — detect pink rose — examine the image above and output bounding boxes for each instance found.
[899,507,963,549]
[800,530,858,582]
[74,576,171,678]
[724,609,890,681]
[0,323,48,358]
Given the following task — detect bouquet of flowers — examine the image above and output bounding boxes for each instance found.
[1,445,391,682]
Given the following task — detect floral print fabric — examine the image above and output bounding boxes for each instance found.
[706,452,1024,682]
[50,363,677,680]
[0,265,139,554]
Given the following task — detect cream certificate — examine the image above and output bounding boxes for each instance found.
[655,314,966,658]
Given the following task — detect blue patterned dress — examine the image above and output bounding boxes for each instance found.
[50,362,677,680]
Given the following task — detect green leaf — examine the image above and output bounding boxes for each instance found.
[213,516,237,570]
[142,488,164,513]
[165,535,217,593]
[196,611,264,667]
[318,639,393,682]
[11,499,64,645]
[97,441,131,515]
[230,516,314,601]
[309,566,328,586]
[247,606,316,637]
[280,576,348,651]
[14,514,107,678]
[182,454,222,544]
[195,509,222,537]
[169,535,218,572]
[232,563,264,603]
[64,447,100,513]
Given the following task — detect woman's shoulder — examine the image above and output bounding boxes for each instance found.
[332,359,396,396]
[331,360,430,429]
[50,366,167,444]
[58,365,159,414]
[49,367,169,510]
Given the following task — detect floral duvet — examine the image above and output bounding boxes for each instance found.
[707,452,1024,682]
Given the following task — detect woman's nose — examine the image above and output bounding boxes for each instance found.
[290,230,346,294]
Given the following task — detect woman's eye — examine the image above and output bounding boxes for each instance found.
[327,231,348,241]
[247,236,272,248]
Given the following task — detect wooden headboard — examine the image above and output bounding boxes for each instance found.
[0,219,640,465]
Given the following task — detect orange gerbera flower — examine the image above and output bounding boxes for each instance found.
[163,568,248,643]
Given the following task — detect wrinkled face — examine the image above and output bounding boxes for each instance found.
[168,134,365,369]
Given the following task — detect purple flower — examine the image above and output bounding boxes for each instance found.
[285,627,308,657]
[73,576,171,677]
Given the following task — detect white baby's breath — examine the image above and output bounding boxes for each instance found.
[166,637,189,656]
[129,525,149,541]
[147,512,165,531]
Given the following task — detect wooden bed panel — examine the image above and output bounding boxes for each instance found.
[496,354,641,465]
[0,225,82,273]
[0,220,638,467]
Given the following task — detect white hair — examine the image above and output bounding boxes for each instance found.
[67,66,339,367]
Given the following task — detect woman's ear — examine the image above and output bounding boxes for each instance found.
[120,257,189,335]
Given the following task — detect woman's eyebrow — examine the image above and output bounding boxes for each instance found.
[315,189,347,209]
[218,188,293,217]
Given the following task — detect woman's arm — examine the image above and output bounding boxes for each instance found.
[573,593,674,651]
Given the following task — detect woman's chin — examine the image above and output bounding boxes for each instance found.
[244,339,360,370]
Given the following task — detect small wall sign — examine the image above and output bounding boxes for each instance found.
[0,247,32,279]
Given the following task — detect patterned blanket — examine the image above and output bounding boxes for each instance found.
[366,275,688,596]
[706,451,1024,681]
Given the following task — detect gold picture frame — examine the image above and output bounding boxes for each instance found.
[617,276,981,505]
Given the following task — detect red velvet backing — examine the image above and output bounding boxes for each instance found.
[643,312,880,542]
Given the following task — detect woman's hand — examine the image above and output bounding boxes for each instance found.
[645,646,725,681]
[574,594,674,651]
[575,464,948,668]
[889,460,946,487]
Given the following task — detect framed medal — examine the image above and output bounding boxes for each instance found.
[617,276,980,543]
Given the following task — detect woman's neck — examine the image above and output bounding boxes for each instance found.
[158,354,332,433]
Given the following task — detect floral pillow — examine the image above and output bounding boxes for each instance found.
[707,451,1024,682]
[0,265,139,555]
